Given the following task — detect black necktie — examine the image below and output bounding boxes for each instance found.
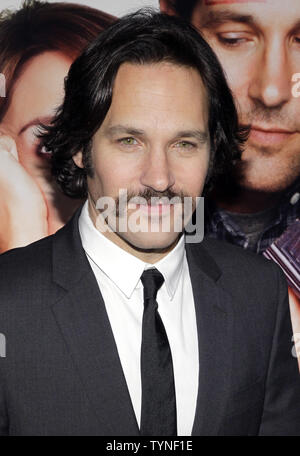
[140,268,177,436]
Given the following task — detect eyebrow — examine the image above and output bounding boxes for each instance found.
[174,130,209,143]
[18,116,53,135]
[290,20,300,34]
[105,125,145,137]
[201,11,300,39]
[201,10,257,29]
[104,125,208,143]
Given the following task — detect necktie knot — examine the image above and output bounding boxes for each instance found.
[141,269,164,301]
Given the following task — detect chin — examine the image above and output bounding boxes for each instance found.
[240,173,297,194]
[120,231,181,253]
[236,157,299,194]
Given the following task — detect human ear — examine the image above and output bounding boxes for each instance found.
[72,150,84,168]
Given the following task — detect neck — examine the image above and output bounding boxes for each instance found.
[87,196,179,264]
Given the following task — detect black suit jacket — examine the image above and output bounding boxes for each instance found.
[0,206,299,436]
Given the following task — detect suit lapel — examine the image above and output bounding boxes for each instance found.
[186,241,234,436]
[51,206,139,435]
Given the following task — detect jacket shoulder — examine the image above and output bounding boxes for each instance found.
[196,236,287,306]
[0,235,55,303]
[201,236,279,274]
[0,234,53,271]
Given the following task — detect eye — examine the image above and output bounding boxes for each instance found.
[119,137,138,146]
[217,33,249,47]
[174,140,196,149]
[36,142,51,158]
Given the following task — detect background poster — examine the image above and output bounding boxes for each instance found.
[0,0,158,17]
[159,0,300,356]
[0,0,299,361]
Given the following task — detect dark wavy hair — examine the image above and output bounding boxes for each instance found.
[41,8,248,199]
[160,0,199,20]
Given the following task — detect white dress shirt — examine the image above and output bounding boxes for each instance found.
[78,201,199,435]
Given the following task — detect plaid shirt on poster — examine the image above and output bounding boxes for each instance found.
[204,178,300,255]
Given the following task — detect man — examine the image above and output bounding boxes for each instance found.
[160,0,300,252]
[160,0,300,351]
[0,10,299,436]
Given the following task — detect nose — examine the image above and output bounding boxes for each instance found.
[248,37,291,108]
[140,146,175,193]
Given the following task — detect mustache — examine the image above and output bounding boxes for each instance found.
[126,188,187,202]
[115,188,188,216]
[239,102,300,131]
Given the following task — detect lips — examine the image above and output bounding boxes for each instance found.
[136,203,173,216]
[248,125,296,147]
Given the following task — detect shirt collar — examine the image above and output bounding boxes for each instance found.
[78,200,185,300]
[149,234,185,300]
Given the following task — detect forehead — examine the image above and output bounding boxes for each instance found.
[112,62,205,90]
[102,62,209,129]
[1,51,71,133]
[196,0,300,30]
[10,51,71,103]
[111,62,207,110]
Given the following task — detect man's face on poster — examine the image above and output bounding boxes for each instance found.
[162,0,300,193]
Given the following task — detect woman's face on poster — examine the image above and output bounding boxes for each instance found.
[0,51,72,200]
